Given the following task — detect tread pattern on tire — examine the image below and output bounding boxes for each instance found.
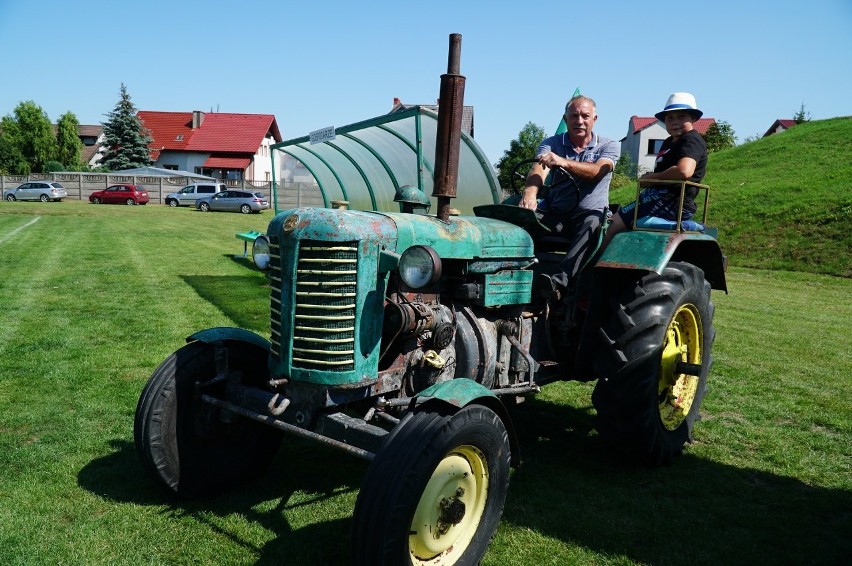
[592,262,715,465]
[133,340,282,497]
[351,404,511,566]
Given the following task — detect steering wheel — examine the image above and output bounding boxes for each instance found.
[509,157,542,196]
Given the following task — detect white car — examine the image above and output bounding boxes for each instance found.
[4,181,68,202]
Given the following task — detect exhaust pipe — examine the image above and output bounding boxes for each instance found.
[433,33,465,221]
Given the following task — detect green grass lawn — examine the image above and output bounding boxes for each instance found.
[1,200,850,565]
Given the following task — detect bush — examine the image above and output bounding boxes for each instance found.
[44,160,65,173]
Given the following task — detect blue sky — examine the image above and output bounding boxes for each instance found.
[1,0,849,164]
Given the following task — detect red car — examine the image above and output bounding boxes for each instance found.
[89,184,150,205]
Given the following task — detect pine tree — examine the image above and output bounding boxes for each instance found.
[56,111,83,168]
[100,83,153,171]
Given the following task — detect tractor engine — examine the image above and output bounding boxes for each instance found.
[264,205,539,413]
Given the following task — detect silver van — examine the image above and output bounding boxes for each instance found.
[164,182,227,207]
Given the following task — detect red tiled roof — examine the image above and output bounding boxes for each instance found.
[763,119,797,137]
[137,111,282,161]
[630,116,716,135]
[137,111,193,160]
[203,156,251,169]
[630,116,658,132]
[187,113,279,152]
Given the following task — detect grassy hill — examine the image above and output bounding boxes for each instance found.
[611,117,852,278]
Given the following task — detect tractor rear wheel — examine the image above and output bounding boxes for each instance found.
[352,404,510,565]
[592,262,714,465]
[134,340,282,496]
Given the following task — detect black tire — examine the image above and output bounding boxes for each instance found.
[199,202,210,212]
[592,262,715,466]
[167,199,179,207]
[133,340,282,497]
[39,194,49,202]
[352,404,511,566]
[5,194,15,201]
[240,204,251,214]
[126,198,135,205]
[92,197,101,204]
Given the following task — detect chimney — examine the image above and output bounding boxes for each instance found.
[393,97,401,107]
[192,111,205,129]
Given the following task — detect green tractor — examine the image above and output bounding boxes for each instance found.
[134,35,726,565]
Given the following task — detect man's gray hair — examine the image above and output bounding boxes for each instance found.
[565,95,597,114]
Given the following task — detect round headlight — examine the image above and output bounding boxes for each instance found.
[252,235,271,271]
[399,245,441,289]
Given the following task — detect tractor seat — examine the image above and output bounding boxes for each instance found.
[635,216,705,232]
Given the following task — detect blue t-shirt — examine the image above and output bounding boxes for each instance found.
[536,132,619,214]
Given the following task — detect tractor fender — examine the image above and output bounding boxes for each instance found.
[187,327,271,351]
[597,230,727,292]
[413,380,521,467]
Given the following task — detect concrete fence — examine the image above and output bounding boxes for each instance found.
[1,173,325,211]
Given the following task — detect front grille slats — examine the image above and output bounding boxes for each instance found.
[273,240,358,371]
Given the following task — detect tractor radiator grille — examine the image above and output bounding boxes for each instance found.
[290,240,358,371]
[269,237,284,362]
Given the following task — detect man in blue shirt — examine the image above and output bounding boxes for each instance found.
[519,95,619,300]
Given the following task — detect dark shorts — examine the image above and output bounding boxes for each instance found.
[617,188,693,228]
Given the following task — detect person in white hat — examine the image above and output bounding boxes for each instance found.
[519,95,620,302]
[603,92,708,247]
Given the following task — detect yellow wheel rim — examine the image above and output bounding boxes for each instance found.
[409,445,488,565]
[658,303,702,431]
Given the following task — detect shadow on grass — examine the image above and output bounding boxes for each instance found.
[77,398,852,565]
[181,273,269,331]
[78,437,367,564]
[499,395,852,565]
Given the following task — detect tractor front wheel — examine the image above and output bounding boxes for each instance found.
[133,340,282,496]
[592,262,715,465]
[352,404,510,565]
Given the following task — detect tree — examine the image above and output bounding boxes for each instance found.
[100,83,153,171]
[494,122,546,191]
[1,114,29,175]
[610,153,638,191]
[56,111,83,169]
[793,102,812,124]
[0,130,28,175]
[3,101,58,173]
[704,120,736,153]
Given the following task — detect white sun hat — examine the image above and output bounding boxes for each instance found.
[655,92,703,121]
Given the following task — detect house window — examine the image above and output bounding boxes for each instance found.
[647,139,664,155]
[163,164,178,170]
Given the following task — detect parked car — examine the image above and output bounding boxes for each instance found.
[164,182,227,207]
[89,184,150,205]
[195,190,269,214]
[3,181,68,202]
